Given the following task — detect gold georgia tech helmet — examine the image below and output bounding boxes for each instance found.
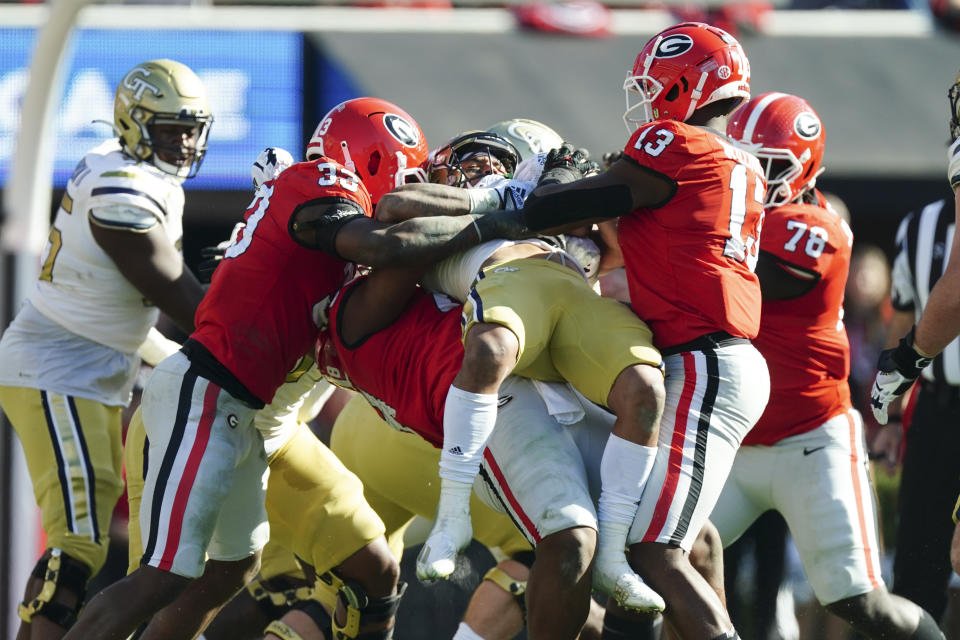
[114,59,213,178]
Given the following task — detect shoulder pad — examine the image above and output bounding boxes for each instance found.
[89,203,160,232]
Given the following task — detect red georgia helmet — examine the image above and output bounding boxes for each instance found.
[623,22,751,129]
[727,92,826,207]
[306,97,429,204]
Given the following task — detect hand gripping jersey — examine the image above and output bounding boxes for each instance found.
[28,139,185,355]
[191,158,366,404]
[744,194,853,445]
[619,120,765,349]
[319,279,464,447]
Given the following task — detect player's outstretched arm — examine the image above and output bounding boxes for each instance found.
[334,210,527,269]
[912,185,960,356]
[375,183,471,223]
[522,152,674,235]
[91,221,204,334]
[873,111,960,424]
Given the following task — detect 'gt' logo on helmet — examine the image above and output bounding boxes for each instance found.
[507,122,549,153]
[384,114,420,148]
[655,34,694,58]
[794,112,821,140]
[122,67,162,101]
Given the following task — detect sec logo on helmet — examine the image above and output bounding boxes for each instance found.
[654,34,694,58]
[794,112,821,140]
[384,114,420,148]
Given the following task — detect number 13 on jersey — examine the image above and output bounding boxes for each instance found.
[723,162,765,272]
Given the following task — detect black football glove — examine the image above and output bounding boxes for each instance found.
[196,222,244,284]
[538,143,599,187]
[602,150,623,169]
[870,326,933,424]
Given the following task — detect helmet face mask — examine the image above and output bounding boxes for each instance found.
[727,92,826,208]
[623,22,751,130]
[306,97,428,204]
[114,59,212,179]
[427,131,520,188]
[949,70,960,143]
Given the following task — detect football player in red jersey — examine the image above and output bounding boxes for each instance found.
[377,128,666,615]
[519,22,768,639]
[318,280,645,640]
[64,98,528,640]
[713,93,945,640]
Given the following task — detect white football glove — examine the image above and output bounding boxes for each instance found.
[871,327,932,424]
[251,147,294,189]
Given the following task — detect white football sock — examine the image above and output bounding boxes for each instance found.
[597,434,658,527]
[439,385,499,484]
[452,622,486,640]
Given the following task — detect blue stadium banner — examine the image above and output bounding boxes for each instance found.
[0,29,303,190]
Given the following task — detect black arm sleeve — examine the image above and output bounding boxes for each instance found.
[521,183,633,231]
[754,249,822,301]
[288,196,367,259]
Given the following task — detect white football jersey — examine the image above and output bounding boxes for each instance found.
[0,139,184,406]
[29,139,185,354]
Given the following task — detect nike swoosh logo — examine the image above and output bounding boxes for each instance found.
[803,446,826,456]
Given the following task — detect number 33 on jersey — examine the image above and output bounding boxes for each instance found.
[618,119,766,348]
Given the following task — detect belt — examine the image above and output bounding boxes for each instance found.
[660,331,751,357]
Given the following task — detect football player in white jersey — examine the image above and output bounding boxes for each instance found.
[371,124,667,636]
[0,59,210,640]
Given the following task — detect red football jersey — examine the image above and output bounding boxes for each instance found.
[619,120,765,349]
[321,279,464,447]
[744,196,854,445]
[191,158,369,404]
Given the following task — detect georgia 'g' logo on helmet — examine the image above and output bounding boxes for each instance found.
[727,92,826,207]
[794,112,821,140]
[305,97,429,205]
[383,113,421,148]
[624,22,750,129]
[654,34,694,58]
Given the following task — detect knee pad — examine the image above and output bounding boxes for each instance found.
[482,565,527,619]
[314,571,407,640]
[18,549,90,628]
[247,575,314,621]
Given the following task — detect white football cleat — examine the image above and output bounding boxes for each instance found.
[416,516,473,583]
[594,555,665,613]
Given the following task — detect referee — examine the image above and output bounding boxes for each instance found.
[873,194,960,622]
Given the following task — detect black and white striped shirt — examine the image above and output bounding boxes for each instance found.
[891,197,960,385]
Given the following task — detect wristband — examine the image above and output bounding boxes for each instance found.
[467,188,504,213]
